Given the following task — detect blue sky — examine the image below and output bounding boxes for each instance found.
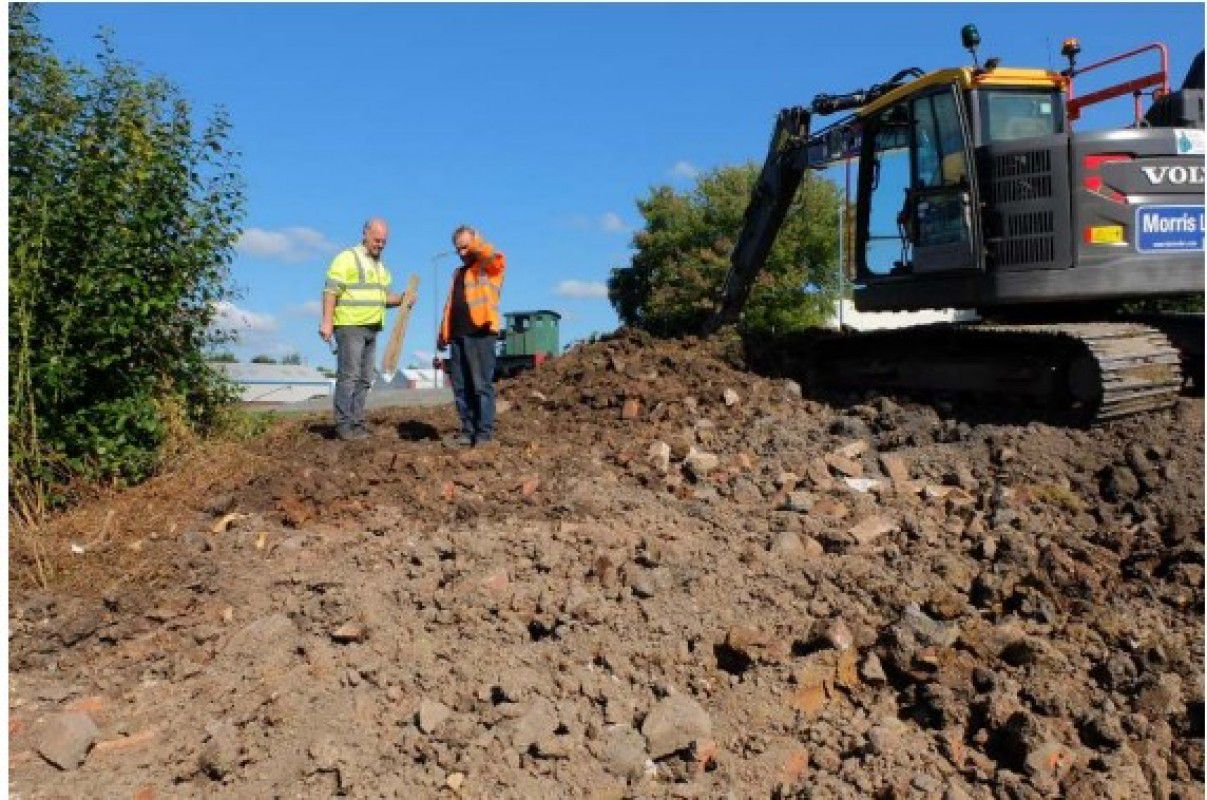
[35,3,1204,369]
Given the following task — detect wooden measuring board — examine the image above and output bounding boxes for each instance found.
[379,274,419,381]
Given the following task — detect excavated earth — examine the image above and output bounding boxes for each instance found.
[8,329,1204,799]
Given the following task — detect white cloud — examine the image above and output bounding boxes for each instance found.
[284,299,322,318]
[566,213,631,235]
[237,226,337,263]
[669,160,700,180]
[599,212,629,234]
[554,280,609,300]
[211,300,279,334]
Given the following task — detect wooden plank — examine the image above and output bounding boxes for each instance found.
[380,274,420,380]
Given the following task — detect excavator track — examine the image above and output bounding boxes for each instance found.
[792,321,1185,424]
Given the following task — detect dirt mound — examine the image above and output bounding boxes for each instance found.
[10,330,1204,799]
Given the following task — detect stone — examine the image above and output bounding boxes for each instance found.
[866,722,901,755]
[835,440,869,459]
[848,515,895,546]
[811,497,849,519]
[446,772,466,791]
[900,603,959,648]
[647,441,672,474]
[641,693,712,759]
[1024,740,1076,784]
[331,622,366,643]
[511,697,559,751]
[683,448,719,479]
[824,452,864,478]
[198,721,238,780]
[417,699,451,734]
[781,491,814,512]
[823,619,853,651]
[805,458,834,488]
[770,530,805,558]
[1101,465,1140,501]
[722,388,741,407]
[601,725,650,782]
[774,471,799,490]
[621,398,642,421]
[36,712,98,770]
[799,536,825,558]
[732,478,763,505]
[308,736,342,771]
[860,653,887,685]
[879,453,911,486]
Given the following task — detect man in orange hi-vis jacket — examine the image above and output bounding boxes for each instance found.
[436,225,506,447]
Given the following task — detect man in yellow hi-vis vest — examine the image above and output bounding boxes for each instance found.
[319,218,406,440]
[436,225,506,447]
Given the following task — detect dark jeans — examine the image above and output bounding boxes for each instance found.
[448,334,496,442]
[333,325,378,434]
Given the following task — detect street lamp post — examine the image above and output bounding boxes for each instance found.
[430,251,452,387]
[837,198,844,329]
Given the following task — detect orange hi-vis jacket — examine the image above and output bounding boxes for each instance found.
[440,243,506,341]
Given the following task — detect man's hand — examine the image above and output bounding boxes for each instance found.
[319,321,334,342]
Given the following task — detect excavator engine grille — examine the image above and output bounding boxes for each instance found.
[984,144,1066,270]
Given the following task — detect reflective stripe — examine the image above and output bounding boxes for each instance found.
[336,298,386,307]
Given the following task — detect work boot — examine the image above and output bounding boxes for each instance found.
[443,433,474,448]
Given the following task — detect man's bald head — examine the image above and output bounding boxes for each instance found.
[362,218,389,258]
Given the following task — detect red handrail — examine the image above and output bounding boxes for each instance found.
[1066,42,1169,124]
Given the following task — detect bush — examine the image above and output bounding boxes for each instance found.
[608,164,842,337]
[9,5,245,513]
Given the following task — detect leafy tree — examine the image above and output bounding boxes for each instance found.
[609,164,842,336]
[250,355,278,364]
[280,352,302,365]
[9,5,244,507]
[207,351,238,363]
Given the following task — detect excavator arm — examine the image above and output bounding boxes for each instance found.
[704,106,812,334]
[703,69,922,335]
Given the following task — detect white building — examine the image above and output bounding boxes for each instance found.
[384,368,444,389]
[213,362,334,403]
[825,299,978,331]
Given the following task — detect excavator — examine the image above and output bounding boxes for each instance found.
[707,26,1204,422]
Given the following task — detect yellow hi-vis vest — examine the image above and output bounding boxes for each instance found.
[325,245,391,327]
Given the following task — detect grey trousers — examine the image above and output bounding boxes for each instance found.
[333,325,378,434]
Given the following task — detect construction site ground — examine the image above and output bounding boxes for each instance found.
[8,329,1204,799]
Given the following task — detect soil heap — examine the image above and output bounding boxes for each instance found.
[9,329,1204,799]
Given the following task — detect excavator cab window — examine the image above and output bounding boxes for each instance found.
[860,102,913,276]
[906,85,976,273]
[858,83,978,279]
[980,89,1062,142]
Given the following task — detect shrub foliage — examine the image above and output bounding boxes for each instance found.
[9,5,245,507]
[608,164,842,337]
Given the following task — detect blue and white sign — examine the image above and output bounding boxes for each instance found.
[1135,205,1205,253]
